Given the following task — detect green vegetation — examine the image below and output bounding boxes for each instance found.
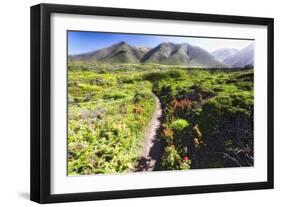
[171,119,189,132]
[68,64,157,175]
[149,68,254,169]
[68,60,254,175]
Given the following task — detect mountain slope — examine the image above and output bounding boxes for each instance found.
[223,43,254,68]
[69,42,149,63]
[212,48,239,62]
[69,41,227,68]
[141,42,226,67]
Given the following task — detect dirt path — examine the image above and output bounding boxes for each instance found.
[134,95,163,172]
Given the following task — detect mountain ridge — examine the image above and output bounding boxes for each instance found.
[69,41,253,68]
[222,43,254,68]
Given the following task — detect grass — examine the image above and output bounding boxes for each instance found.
[68,61,254,174]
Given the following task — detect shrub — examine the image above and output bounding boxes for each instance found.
[132,106,144,114]
[161,145,191,170]
[171,119,189,132]
[103,91,127,100]
[162,127,174,145]
[133,91,148,103]
[143,70,184,82]
[171,99,192,110]
[117,76,135,84]
[162,127,174,138]
[161,145,181,170]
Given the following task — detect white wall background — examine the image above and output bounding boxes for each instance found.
[0,0,279,206]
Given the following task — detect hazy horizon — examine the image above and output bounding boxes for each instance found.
[68,31,254,55]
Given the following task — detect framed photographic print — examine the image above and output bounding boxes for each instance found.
[30,3,274,203]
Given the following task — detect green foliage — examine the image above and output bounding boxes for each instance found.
[161,145,191,170]
[103,91,128,100]
[67,65,156,175]
[68,60,254,173]
[171,119,189,132]
[143,70,186,82]
[149,68,254,169]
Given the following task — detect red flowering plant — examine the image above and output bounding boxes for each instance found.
[183,156,189,162]
[181,155,191,169]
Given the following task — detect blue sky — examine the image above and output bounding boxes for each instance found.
[68,31,253,55]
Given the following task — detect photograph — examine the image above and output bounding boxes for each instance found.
[67,31,254,175]
[30,3,274,203]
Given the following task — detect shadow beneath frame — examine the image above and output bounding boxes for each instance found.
[18,192,30,200]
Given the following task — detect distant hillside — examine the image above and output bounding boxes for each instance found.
[141,42,226,68]
[222,43,254,68]
[212,48,239,62]
[69,41,254,68]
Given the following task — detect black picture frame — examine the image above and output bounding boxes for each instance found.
[30,3,274,204]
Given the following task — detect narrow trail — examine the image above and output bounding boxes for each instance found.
[134,94,163,172]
